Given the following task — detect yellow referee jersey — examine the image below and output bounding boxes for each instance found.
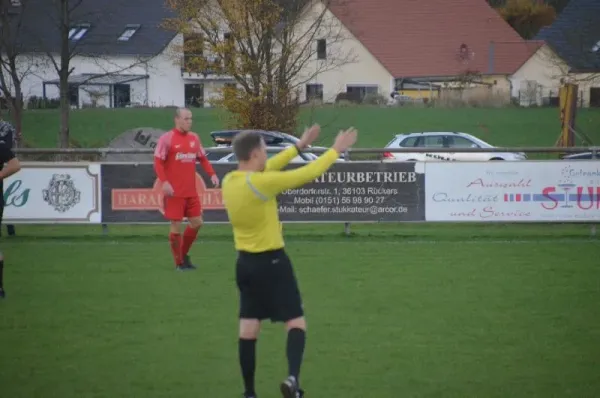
[222,146,340,253]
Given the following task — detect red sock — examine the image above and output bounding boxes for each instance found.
[169,233,183,265]
[181,226,199,257]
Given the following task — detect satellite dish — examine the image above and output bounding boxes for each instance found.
[103,127,166,162]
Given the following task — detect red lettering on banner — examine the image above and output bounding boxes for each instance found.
[110,173,224,212]
[542,187,558,210]
[480,206,531,219]
[467,178,532,188]
[576,187,600,210]
[450,208,477,217]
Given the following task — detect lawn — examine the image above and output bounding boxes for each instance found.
[19,106,600,149]
[1,223,599,398]
[3,107,600,397]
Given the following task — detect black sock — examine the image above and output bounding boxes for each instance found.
[286,328,306,383]
[0,259,4,289]
[239,338,257,396]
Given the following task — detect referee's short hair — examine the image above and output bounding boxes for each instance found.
[233,131,264,161]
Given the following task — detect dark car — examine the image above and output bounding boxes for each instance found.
[210,129,302,146]
[205,129,338,160]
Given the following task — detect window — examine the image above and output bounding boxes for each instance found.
[183,34,204,73]
[223,32,234,69]
[398,136,418,147]
[69,24,90,41]
[446,136,477,148]
[417,136,445,148]
[306,84,323,101]
[185,83,204,107]
[316,39,326,60]
[68,84,79,107]
[346,85,378,101]
[118,24,140,41]
[113,84,131,108]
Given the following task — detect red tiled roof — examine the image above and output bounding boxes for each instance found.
[328,0,543,78]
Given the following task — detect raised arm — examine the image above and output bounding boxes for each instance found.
[266,125,321,171]
[264,146,299,171]
[247,149,340,199]
[153,133,170,182]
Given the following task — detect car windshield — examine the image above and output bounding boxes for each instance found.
[277,132,300,143]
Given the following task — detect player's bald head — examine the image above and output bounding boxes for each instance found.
[174,107,193,132]
[175,107,191,118]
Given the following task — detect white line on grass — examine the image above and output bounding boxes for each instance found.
[6,239,598,246]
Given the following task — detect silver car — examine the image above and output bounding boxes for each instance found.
[382,132,527,162]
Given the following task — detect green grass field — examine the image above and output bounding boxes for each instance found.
[2,107,600,397]
[1,224,600,397]
[19,106,600,148]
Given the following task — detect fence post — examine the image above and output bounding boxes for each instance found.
[590,146,598,238]
[343,149,351,236]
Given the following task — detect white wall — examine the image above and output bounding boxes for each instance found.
[12,37,187,108]
[294,1,394,102]
[510,44,600,107]
[510,45,564,105]
[11,0,398,108]
[146,36,187,107]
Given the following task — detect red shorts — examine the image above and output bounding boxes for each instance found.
[163,196,202,221]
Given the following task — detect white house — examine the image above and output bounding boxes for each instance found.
[11,0,396,108]
[516,0,600,108]
[10,0,596,109]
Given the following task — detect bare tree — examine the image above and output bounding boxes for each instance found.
[164,0,355,133]
[23,0,159,147]
[0,0,37,145]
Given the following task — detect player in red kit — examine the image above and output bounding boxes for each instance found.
[153,108,219,271]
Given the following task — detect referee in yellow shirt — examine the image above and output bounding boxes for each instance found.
[222,125,358,398]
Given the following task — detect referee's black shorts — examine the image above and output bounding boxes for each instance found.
[236,248,304,322]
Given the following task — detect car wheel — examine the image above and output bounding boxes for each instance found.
[489,157,504,161]
[407,159,418,162]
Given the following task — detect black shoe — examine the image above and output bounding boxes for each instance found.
[0,288,5,298]
[175,264,195,271]
[243,394,257,398]
[280,376,303,398]
[182,255,197,269]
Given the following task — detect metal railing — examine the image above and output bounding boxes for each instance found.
[13,146,600,155]
[8,146,599,237]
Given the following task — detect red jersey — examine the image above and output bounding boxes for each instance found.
[153,128,216,197]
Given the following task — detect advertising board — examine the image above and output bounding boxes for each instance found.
[3,163,102,223]
[425,161,600,221]
[100,162,426,223]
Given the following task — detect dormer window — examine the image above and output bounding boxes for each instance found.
[118,24,141,41]
[69,24,90,41]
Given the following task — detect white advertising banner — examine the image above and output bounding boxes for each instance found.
[3,163,102,223]
[425,161,600,222]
